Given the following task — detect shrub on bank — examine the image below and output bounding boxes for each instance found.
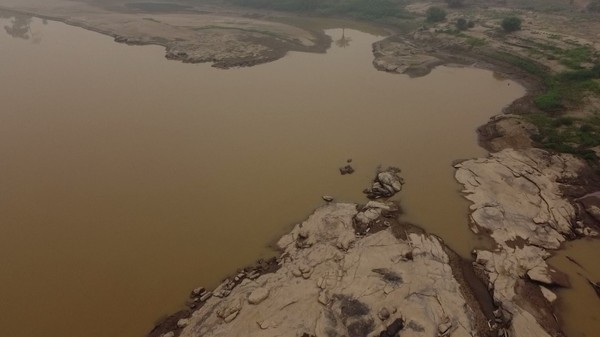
[501,16,522,32]
[426,7,447,22]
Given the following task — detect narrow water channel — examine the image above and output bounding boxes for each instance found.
[0,17,524,337]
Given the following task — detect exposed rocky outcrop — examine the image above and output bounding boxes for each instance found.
[372,34,444,78]
[455,148,599,337]
[477,115,537,152]
[163,203,491,337]
[363,167,405,199]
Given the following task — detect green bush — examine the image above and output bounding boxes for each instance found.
[228,0,409,19]
[501,16,522,32]
[534,90,562,111]
[426,6,447,22]
[445,0,464,8]
[456,18,468,30]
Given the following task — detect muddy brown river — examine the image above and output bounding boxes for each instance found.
[7,15,595,337]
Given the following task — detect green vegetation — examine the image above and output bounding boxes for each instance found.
[426,6,447,22]
[445,0,464,8]
[560,46,595,69]
[454,18,476,31]
[456,18,468,30]
[466,36,486,47]
[485,51,600,163]
[228,0,411,20]
[527,112,600,162]
[533,65,600,112]
[534,89,562,111]
[508,0,571,12]
[484,51,551,80]
[501,16,522,32]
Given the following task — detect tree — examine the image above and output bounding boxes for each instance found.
[426,7,447,22]
[335,28,351,48]
[501,16,522,32]
[456,18,468,30]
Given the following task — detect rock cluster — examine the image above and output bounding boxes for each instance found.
[363,167,405,199]
[339,164,355,175]
[167,203,484,337]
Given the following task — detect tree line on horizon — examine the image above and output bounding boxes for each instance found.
[224,0,412,20]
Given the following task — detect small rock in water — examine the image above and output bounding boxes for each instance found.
[322,195,334,202]
[347,158,353,163]
[160,332,175,337]
[191,287,205,297]
[339,165,355,175]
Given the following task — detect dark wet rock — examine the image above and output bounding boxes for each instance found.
[372,268,403,284]
[378,307,391,321]
[340,165,355,175]
[379,317,404,337]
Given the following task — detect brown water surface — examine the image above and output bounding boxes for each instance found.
[548,238,600,337]
[0,17,524,337]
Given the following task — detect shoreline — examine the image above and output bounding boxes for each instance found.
[1,3,599,336]
[0,4,333,69]
[146,26,600,337]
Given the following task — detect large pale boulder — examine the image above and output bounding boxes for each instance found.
[175,204,480,337]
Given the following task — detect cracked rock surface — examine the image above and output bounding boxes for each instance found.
[455,148,593,337]
[176,203,479,337]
